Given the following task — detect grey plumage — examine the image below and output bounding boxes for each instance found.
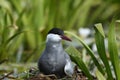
[38,28,74,78]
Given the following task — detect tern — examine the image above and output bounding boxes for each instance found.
[38,28,74,78]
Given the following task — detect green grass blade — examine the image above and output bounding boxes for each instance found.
[94,23,113,80]
[108,21,120,80]
[96,69,106,80]
[5,31,25,45]
[65,31,105,75]
[31,0,44,28]
[77,0,93,27]
[65,46,93,80]
[9,0,22,13]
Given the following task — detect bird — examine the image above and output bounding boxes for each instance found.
[38,28,74,78]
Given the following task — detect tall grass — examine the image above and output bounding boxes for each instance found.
[65,21,120,80]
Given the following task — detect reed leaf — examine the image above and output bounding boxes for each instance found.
[94,23,113,80]
[96,69,106,80]
[108,20,120,80]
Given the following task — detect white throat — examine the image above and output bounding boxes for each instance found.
[46,34,62,42]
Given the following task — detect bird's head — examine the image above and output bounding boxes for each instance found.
[46,28,71,42]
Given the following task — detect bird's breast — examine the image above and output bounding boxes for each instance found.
[47,53,66,71]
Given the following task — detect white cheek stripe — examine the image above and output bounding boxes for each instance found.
[46,34,61,42]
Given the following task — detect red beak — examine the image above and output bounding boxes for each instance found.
[61,35,72,41]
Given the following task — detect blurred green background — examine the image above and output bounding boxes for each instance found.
[0,0,120,63]
[0,0,120,76]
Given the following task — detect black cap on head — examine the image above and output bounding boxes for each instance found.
[48,28,64,35]
[48,28,72,41]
